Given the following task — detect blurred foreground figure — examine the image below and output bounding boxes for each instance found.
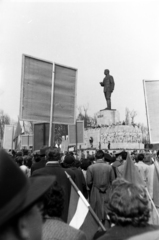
[42,181,87,240]
[98,179,159,240]
[0,150,55,240]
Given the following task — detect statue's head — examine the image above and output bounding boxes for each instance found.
[104,69,109,75]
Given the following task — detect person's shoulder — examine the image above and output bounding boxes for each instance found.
[44,219,87,240]
[32,166,47,176]
[126,225,159,240]
[65,224,87,240]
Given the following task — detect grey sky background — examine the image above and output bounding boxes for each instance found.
[1,0,159,125]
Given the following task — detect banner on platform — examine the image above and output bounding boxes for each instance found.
[3,125,14,150]
[143,80,159,143]
[68,121,84,145]
[33,123,54,150]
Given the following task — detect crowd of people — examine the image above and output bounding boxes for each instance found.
[1,146,159,240]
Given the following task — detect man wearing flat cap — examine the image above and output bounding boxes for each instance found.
[0,149,55,240]
[100,69,115,110]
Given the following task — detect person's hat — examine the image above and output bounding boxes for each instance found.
[63,154,75,168]
[115,150,127,160]
[104,153,112,162]
[40,146,49,156]
[48,148,60,161]
[0,150,55,227]
[115,150,123,157]
[33,150,40,156]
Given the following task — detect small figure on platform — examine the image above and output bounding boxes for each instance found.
[108,141,111,150]
[100,69,115,110]
[89,136,93,148]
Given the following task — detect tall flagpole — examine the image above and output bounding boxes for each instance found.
[49,64,55,147]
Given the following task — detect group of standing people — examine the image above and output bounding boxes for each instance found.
[1,146,159,240]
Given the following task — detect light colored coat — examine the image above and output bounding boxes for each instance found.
[86,159,115,220]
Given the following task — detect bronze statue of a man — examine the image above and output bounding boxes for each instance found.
[100,69,115,110]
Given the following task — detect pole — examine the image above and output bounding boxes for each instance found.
[143,80,151,145]
[76,120,78,155]
[145,187,159,219]
[49,64,55,147]
[65,171,106,231]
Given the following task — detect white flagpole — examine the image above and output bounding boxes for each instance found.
[145,187,159,219]
[49,64,55,147]
[65,171,106,231]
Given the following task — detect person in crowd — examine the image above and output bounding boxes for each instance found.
[97,180,159,240]
[0,149,55,240]
[81,157,91,173]
[111,150,126,177]
[32,147,75,222]
[86,150,115,227]
[135,153,149,188]
[116,151,127,177]
[31,146,49,174]
[62,154,88,199]
[42,181,87,240]
[112,150,123,168]
[81,150,85,160]
[86,150,91,159]
[156,150,159,162]
[24,156,33,177]
[104,152,112,164]
[20,158,30,177]
[131,151,136,162]
[31,150,41,174]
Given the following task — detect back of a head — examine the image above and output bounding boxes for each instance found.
[95,150,104,160]
[48,148,60,162]
[16,156,23,166]
[43,181,64,218]
[137,153,144,162]
[62,154,75,168]
[107,181,149,226]
[122,151,127,160]
[104,153,112,163]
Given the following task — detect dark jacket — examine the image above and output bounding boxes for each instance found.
[97,224,159,240]
[31,156,47,174]
[32,162,75,222]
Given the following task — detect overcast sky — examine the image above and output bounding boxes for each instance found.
[1,0,159,125]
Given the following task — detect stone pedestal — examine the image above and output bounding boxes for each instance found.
[96,109,120,126]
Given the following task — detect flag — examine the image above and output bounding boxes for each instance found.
[153,160,159,207]
[123,154,159,224]
[13,119,22,150]
[66,172,106,240]
[122,153,145,187]
[13,119,22,141]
